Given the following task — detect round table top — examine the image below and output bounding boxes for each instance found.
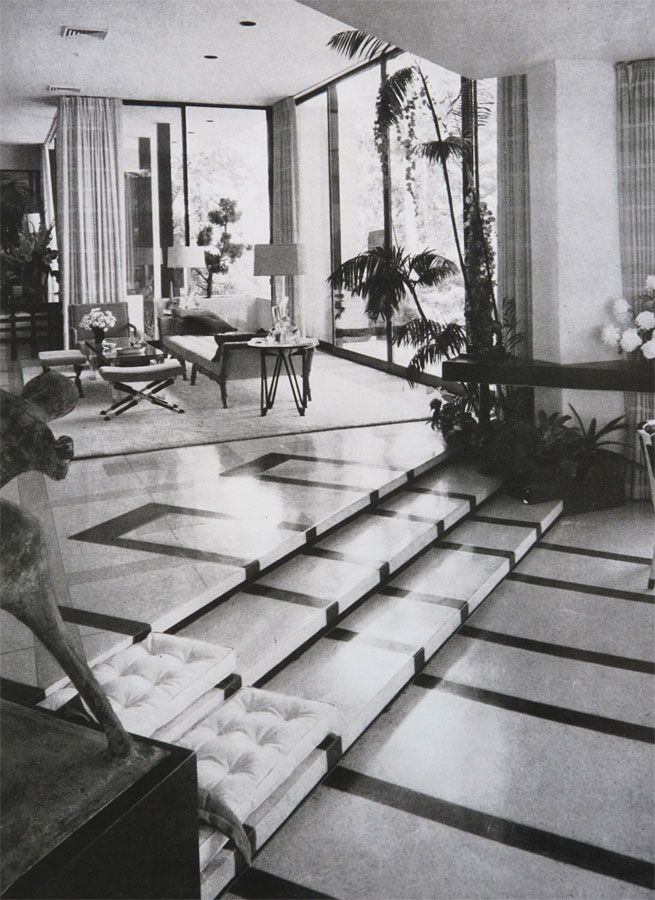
[247,337,317,350]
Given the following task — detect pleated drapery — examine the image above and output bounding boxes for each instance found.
[616,59,655,498]
[271,97,301,324]
[57,96,126,347]
[497,74,532,358]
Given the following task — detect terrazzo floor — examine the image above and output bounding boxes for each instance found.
[227,502,654,899]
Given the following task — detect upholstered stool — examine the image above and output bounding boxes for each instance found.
[38,633,236,737]
[38,349,88,397]
[176,687,336,828]
[98,359,185,419]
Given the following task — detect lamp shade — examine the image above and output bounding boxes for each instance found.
[167,245,207,269]
[253,243,305,276]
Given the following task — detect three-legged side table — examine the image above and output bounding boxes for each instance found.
[248,339,316,417]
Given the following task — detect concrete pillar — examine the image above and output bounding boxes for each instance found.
[527,59,624,422]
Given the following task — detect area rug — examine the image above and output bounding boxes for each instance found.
[22,351,434,458]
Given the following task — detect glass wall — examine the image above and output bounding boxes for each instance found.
[334,66,387,361]
[122,105,184,314]
[296,53,497,379]
[185,106,269,299]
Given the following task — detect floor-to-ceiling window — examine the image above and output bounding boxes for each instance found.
[122,101,271,335]
[185,106,269,300]
[296,52,497,380]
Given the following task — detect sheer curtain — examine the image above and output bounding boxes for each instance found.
[57,96,126,347]
[497,74,532,358]
[617,59,655,498]
[271,97,301,323]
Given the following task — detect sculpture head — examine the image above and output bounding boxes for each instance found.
[21,372,78,422]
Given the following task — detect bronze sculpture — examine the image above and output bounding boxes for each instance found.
[1,372,133,759]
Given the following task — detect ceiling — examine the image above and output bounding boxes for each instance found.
[0,0,360,144]
[1,0,653,145]
[301,0,655,79]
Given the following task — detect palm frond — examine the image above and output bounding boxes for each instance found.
[595,414,627,439]
[327,247,409,321]
[409,249,458,286]
[395,317,466,356]
[328,30,397,61]
[415,136,469,165]
[376,67,417,131]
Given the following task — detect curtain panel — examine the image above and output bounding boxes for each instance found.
[616,59,655,498]
[497,74,532,358]
[57,96,126,347]
[40,143,58,303]
[271,97,301,323]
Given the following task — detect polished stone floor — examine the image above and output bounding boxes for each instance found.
[228,502,654,899]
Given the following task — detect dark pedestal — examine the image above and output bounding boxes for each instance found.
[1,701,200,900]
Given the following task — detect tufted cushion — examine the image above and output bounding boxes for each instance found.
[177,688,335,827]
[39,633,236,736]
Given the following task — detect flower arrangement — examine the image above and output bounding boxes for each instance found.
[601,276,655,360]
[79,307,117,333]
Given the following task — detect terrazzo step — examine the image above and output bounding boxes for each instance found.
[176,460,502,685]
[37,633,235,738]
[264,496,562,748]
[197,495,563,899]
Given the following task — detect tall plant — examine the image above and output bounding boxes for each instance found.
[328,31,502,355]
[328,245,466,383]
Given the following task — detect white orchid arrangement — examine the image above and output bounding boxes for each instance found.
[79,307,117,333]
[601,276,655,360]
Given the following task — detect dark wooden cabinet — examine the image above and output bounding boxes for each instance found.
[1,702,200,900]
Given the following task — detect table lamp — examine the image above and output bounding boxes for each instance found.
[167,245,207,305]
[253,243,305,333]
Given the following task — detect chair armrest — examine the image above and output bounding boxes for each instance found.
[213,331,261,346]
[128,322,138,336]
[70,325,80,348]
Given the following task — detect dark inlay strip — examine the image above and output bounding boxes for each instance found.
[459,625,655,674]
[242,582,332,610]
[231,867,337,900]
[535,541,651,566]
[413,674,655,743]
[217,673,242,700]
[111,536,251,568]
[378,584,469,613]
[325,626,417,657]
[325,766,655,890]
[0,677,46,706]
[370,507,439,526]
[408,486,475,506]
[507,572,654,604]
[59,606,151,639]
[260,473,366,494]
[469,513,542,537]
[319,733,343,771]
[438,540,515,564]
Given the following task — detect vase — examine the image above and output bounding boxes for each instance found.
[92,328,105,348]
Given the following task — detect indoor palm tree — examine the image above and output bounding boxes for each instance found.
[328,245,466,384]
[328,30,502,356]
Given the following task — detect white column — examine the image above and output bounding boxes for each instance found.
[527,59,624,422]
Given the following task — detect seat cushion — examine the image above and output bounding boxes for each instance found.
[39,633,236,736]
[176,687,336,825]
[38,349,87,366]
[163,335,222,370]
[99,359,184,383]
[171,308,236,335]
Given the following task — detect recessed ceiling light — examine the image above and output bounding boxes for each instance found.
[187,131,195,134]
[203,54,218,59]
[239,20,256,26]
[206,119,214,123]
